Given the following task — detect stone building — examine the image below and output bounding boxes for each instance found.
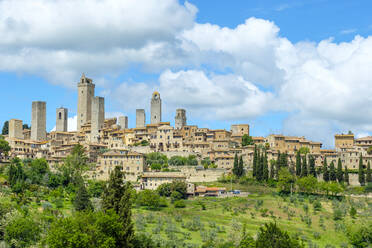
[175,109,186,129]
[136,109,146,128]
[56,107,68,132]
[77,74,95,130]
[91,97,105,143]
[118,116,128,130]
[150,91,161,124]
[335,133,354,150]
[31,101,46,141]
[141,172,186,190]
[9,119,23,139]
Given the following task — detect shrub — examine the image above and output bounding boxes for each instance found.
[174,200,186,208]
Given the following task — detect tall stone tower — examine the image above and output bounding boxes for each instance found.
[31,101,46,141]
[151,91,162,124]
[175,109,186,129]
[118,116,128,130]
[56,107,68,132]
[91,96,105,143]
[136,109,146,128]
[9,119,24,139]
[77,73,95,131]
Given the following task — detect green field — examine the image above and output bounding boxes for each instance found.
[133,184,372,247]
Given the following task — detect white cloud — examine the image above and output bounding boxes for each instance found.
[340,29,357,35]
[110,69,273,121]
[0,0,197,86]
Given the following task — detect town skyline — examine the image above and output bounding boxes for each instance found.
[1,0,372,148]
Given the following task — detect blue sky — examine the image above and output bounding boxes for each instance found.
[1,0,372,147]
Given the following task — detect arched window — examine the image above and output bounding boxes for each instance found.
[59,112,62,120]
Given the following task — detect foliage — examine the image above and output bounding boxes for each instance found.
[344,166,349,185]
[295,152,301,177]
[367,162,371,183]
[4,215,41,248]
[74,180,93,211]
[358,154,365,186]
[168,155,198,166]
[255,222,303,248]
[2,121,8,135]
[173,200,186,208]
[346,222,372,248]
[46,210,125,248]
[336,158,343,183]
[296,176,318,194]
[329,161,336,182]
[87,180,106,198]
[146,152,168,168]
[242,135,254,146]
[298,147,310,155]
[323,157,329,182]
[301,155,308,178]
[0,135,11,158]
[277,168,296,193]
[233,154,245,178]
[136,190,162,210]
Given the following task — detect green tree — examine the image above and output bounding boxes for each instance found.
[242,134,254,146]
[308,155,316,177]
[232,153,239,177]
[136,190,161,210]
[46,210,125,248]
[368,146,372,155]
[367,161,372,183]
[74,180,93,211]
[145,152,168,168]
[253,146,257,178]
[2,121,8,135]
[263,152,268,181]
[238,155,245,178]
[255,222,302,248]
[102,166,135,247]
[170,180,188,199]
[336,158,344,183]
[323,157,329,182]
[22,124,30,130]
[257,150,264,181]
[298,146,310,155]
[296,176,318,194]
[301,155,308,178]
[0,135,11,161]
[344,166,350,186]
[277,168,296,193]
[329,161,337,182]
[269,159,276,179]
[4,216,41,248]
[295,151,301,177]
[358,153,365,186]
[157,183,172,197]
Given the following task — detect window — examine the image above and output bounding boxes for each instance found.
[59,112,62,120]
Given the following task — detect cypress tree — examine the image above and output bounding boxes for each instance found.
[301,155,308,178]
[295,151,301,177]
[253,146,257,178]
[257,150,263,181]
[276,151,281,179]
[336,158,343,183]
[358,153,365,186]
[323,157,329,182]
[118,182,135,247]
[367,161,372,183]
[344,166,349,186]
[263,151,269,181]
[233,153,239,177]
[102,166,125,213]
[329,161,336,182]
[269,160,275,179]
[238,155,245,177]
[102,166,135,247]
[74,179,93,211]
[309,155,316,177]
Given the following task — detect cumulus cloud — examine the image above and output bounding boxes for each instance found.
[0,0,197,86]
[109,69,273,121]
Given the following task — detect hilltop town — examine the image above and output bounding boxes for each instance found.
[2,74,371,188]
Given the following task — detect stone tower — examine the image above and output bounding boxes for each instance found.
[31,101,46,141]
[56,107,68,132]
[9,119,24,139]
[77,73,95,131]
[91,96,105,143]
[175,109,186,129]
[136,109,146,128]
[151,91,162,124]
[118,116,128,130]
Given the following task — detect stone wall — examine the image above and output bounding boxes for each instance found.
[31,101,46,141]
[56,107,68,132]
[9,119,23,139]
[136,109,146,128]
